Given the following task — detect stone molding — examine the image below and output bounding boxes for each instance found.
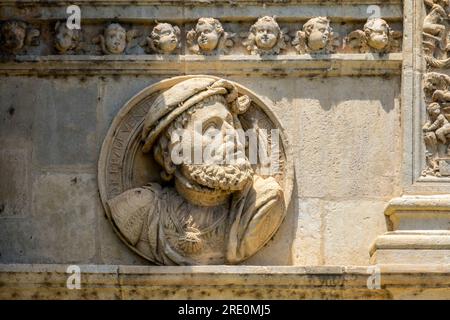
[370,195,450,265]
[0,53,403,76]
[0,263,449,299]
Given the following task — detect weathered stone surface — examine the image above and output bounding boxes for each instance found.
[0,264,449,300]
[0,147,31,218]
[33,78,98,167]
[0,173,97,263]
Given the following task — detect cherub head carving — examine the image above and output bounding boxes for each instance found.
[54,21,81,54]
[346,18,401,53]
[93,23,140,55]
[292,17,338,54]
[104,23,126,54]
[244,16,287,55]
[0,21,27,54]
[364,18,390,50]
[147,22,180,54]
[187,18,234,54]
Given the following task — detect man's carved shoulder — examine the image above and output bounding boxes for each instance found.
[252,175,284,208]
[107,183,162,245]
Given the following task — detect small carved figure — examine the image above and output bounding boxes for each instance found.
[292,17,338,54]
[187,18,234,55]
[93,23,140,55]
[0,20,40,54]
[54,21,81,54]
[423,102,450,144]
[423,0,449,45]
[346,18,402,53]
[144,22,180,54]
[423,72,450,102]
[422,0,450,68]
[422,72,450,176]
[243,16,288,55]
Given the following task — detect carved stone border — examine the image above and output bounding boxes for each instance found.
[0,263,449,299]
[0,54,403,76]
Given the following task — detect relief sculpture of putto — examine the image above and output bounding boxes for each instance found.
[243,16,288,55]
[92,23,140,55]
[143,22,180,54]
[0,20,40,55]
[54,21,82,54]
[99,76,292,265]
[187,18,234,55]
[346,17,401,53]
[422,72,450,176]
[292,17,338,54]
[422,0,450,68]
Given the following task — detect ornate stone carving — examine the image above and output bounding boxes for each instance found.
[186,18,234,55]
[92,23,140,55]
[345,18,401,54]
[243,16,288,55]
[292,17,338,54]
[143,22,180,54]
[54,21,82,54]
[98,75,293,265]
[422,0,450,68]
[422,72,450,176]
[0,20,40,54]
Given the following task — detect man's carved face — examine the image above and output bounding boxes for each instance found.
[105,25,126,54]
[179,98,253,193]
[254,22,279,50]
[196,22,220,52]
[366,19,389,50]
[153,23,178,53]
[307,21,331,51]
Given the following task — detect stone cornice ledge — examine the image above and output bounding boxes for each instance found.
[385,195,450,216]
[0,53,403,77]
[0,0,403,6]
[0,264,449,299]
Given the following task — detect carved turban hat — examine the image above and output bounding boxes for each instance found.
[141,77,251,153]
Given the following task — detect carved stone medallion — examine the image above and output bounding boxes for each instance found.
[98,75,293,265]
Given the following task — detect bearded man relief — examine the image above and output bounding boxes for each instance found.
[105,77,286,265]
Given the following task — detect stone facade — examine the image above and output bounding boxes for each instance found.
[0,0,449,299]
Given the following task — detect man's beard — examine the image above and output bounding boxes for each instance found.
[181,159,254,192]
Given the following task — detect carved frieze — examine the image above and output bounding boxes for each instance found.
[1,15,403,57]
